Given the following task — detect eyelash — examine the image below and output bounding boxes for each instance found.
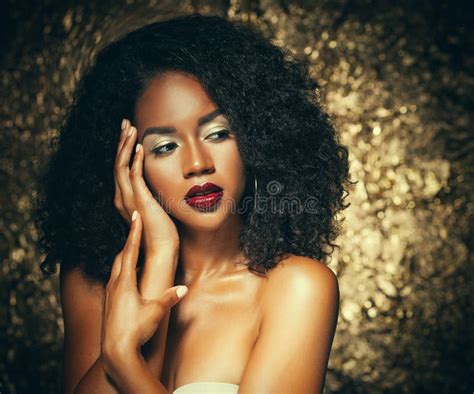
[151,130,230,156]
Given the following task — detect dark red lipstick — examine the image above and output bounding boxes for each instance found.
[184,182,224,211]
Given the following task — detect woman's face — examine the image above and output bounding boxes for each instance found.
[134,71,247,231]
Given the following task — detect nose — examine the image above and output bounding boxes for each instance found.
[182,141,215,179]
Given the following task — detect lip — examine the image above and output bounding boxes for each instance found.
[184,182,224,212]
[185,182,223,198]
[185,191,224,211]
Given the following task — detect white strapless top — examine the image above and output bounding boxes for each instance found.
[173,381,239,393]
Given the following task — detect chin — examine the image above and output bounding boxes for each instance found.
[175,215,230,233]
[172,199,239,232]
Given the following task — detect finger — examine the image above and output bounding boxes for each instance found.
[119,210,142,280]
[113,177,126,217]
[129,143,162,250]
[114,120,130,214]
[130,143,158,214]
[157,286,188,309]
[117,118,130,153]
[108,251,124,284]
[115,125,137,214]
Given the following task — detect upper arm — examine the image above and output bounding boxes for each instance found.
[239,257,340,394]
[60,265,105,394]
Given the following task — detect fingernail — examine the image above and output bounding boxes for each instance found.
[128,126,135,137]
[121,118,127,130]
[132,210,138,221]
[135,143,141,153]
[176,286,188,299]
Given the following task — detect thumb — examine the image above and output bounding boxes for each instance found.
[158,285,188,310]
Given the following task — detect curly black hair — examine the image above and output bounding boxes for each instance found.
[35,13,354,286]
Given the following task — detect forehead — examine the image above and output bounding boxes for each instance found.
[134,72,217,132]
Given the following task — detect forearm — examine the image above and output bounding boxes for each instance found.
[74,354,120,394]
[142,310,171,378]
[75,251,177,393]
[104,348,170,394]
[139,249,178,378]
[74,347,171,394]
[75,316,171,393]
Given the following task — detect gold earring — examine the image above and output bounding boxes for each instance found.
[254,175,258,210]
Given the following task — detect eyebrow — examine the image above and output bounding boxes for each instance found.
[140,108,223,143]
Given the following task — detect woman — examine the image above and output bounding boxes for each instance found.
[36,13,352,393]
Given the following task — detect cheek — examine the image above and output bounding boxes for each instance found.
[217,146,246,194]
[143,158,177,201]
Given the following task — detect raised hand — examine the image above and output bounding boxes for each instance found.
[114,119,180,261]
[101,210,188,368]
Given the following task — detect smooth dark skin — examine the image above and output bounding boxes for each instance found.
[60,71,340,393]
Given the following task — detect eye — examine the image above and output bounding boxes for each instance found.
[151,142,178,156]
[206,129,230,141]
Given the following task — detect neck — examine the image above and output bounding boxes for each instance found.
[175,214,247,284]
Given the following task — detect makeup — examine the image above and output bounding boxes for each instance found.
[184,182,224,211]
[185,191,223,211]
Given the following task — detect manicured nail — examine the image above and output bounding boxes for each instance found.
[128,126,135,137]
[135,143,141,153]
[132,210,138,221]
[176,286,188,299]
[121,118,127,130]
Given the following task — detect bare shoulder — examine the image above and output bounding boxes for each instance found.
[263,254,339,305]
[60,265,105,297]
[239,255,340,392]
[60,265,105,394]
[60,265,105,316]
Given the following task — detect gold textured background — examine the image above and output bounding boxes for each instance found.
[1,1,472,393]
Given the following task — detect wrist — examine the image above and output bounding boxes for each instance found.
[102,340,140,375]
[103,347,155,393]
[145,248,179,268]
